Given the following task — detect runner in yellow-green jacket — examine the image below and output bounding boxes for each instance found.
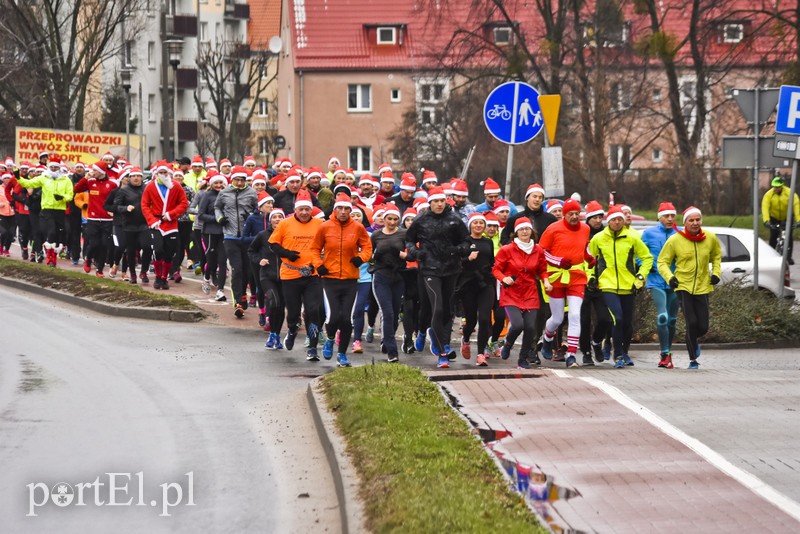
[588,205,653,368]
[761,176,799,264]
[657,206,722,369]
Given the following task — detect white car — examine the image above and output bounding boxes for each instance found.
[705,226,794,299]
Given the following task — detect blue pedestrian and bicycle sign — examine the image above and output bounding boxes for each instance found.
[775,85,800,136]
[484,81,544,145]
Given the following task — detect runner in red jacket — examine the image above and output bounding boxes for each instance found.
[141,161,189,290]
[537,198,594,368]
[73,160,117,276]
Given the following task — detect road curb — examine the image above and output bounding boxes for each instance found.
[0,277,206,322]
[306,378,366,534]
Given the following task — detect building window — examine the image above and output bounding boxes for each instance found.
[722,23,744,43]
[421,109,438,125]
[148,94,156,122]
[420,82,445,103]
[348,146,371,172]
[258,98,269,117]
[200,22,208,42]
[390,88,401,103]
[493,26,512,45]
[609,144,631,170]
[377,27,396,45]
[347,84,371,112]
[652,88,662,102]
[147,42,155,69]
[610,82,630,111]
[122,40,133,66]
[148,146,156,163]
[259,136,269,155]
[652,147,663,163]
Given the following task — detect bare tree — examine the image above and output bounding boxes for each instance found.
[194,40,276,161]
[0,0,145,130]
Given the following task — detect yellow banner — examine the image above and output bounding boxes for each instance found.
[15,127,144,166]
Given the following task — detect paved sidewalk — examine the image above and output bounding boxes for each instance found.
[433,368,800,533]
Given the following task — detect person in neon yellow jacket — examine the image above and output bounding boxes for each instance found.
[16,156,74,266]
[657,206,722,370]
[761,175,800,264]
[588,205,653,368]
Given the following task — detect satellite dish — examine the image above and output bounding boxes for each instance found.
[268,36,283,55]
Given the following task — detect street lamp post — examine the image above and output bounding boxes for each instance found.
[165,39,184,161]
[120,68,133,161]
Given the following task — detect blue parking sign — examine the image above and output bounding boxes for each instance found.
[483,82,544,145]
[775,85,800,135]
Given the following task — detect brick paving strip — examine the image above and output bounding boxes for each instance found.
[432,369,800,532]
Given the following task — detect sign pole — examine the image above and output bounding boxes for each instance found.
[504,145,514,201]
[781,156,799,298]
[753,88,760,290]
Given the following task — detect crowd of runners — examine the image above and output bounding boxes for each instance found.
[0,151,723,370]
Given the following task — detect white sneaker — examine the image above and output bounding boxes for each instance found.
[202,278,211,294]
[215,289,227,302]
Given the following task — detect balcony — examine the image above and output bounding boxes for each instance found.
[176,68,198,90]
[161,13,198,38]
[178,120,198,142]
[224,42,251,60]
[224,1,250,20]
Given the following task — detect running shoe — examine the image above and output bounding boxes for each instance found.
[249,295,257,307]
[414,331,426,352]
[401,337,415,354]
[153,278,163,290]
[108,266,118,278]
[530,352,541,365]
[444,344,456,361]
[95,271,105,278]
[541,338,553,360]
[365,327,375,343]
[622,354,634,366]
[83,259,91,273]
[215,289,227,302]
[582,352,595,366]
[500,344,511,360]
[566,355,579,368]
[322,338,335,360]
[306,348,319,362]
[173,271,182,283]
[387,353,399,363]
[517,358,531,370]
[476,354,488,367]
[234,304,244,318]
[194,264,203,275]
[265,333,279,349]
[240,295,248,310]
[129,278,137,285]
[258,313,267,327]
[140,272,150,284]
[602,340,612,361]
[161,278,169,290]
[613,357,625,369]
[592,341,604,363]
[337,353,352,367]
[284,330,297,351]
[688,360,700,370]
[436,356,450,369]
[380,342,388,354]
[487,340,497,357]
[657,353,674,369]
[426,328,440,357]
[352,340,363,353]
[460,339,471,359]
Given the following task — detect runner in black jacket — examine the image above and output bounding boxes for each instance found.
[248,208,286,349]
[112,167,151,284]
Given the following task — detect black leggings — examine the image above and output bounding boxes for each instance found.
[323,278,358,353]
[677,291,709,360]
[0,215,13,249]
[259,273,285,335]
[282,276,324,339]
[15,213,31,252]
[84,220,113,271]
[224,239,250,305]
[111,225,127,267]
[40,209,66,246]
[504,306,538,360]
[460,282,494,354]
[150,231,178,263]
[66,210,82,260]
[203,233,227,290]
[416,271,432,334]
[602,292,636,358]
[29,208,43,256]
[401,269,420,339]
[579,292,612,353]
[191,228,205,267]
[170,220,193,275]
[125,229,153,279]
[421,274,456,353]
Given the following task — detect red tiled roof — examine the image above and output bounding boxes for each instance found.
[288,0,792,72]
[249,0,282,51]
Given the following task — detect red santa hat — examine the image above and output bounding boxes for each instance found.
[525,183,545,198]
[101,151,115,162]
[312,206,325,219]
[306,167,323,180]
[450,179,468,197]
[295,189,313,209]
[514,217,533,231]
[230,165,248,180]
[657,202,677,218]
[484,211,500,226]
[280,159,293,169]
[284,171,302,183]
[19,161,32,170]
[683,205,702,222]
[468,212,486,226]
[191,155,203,165]
[251,169,268,185]
[172,168,185,177]
[400,173,417,191]
[426,185,446,202]
[205,157,217,168]
[243,155,256,166]
[270,208,285,220]
[219,158,232,168]
[493,199,511,214]
[373,205,387,218]
[38,150,48,159]
[619,204,632,214]
[422,169,438,185]
[258,191,274,208]
[129,166,144,176]
[344,168,356,181]
[48,154,62,166]
[328,156,340,167]
[4,157,13,168]
[333,192,353,209]
[413,197,429,210]
[584,200,604,219]
[383,204,401,219]
[482,177,501,195]
[546,199,562,212]
[378,163,393,175]
[92,160,110,175]
[401,208,417,224]
[606,205,625,222]
[208,173,227,186]
[359,174,378,188]
[562,198,581,214]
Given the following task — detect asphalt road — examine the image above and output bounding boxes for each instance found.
[0,287,340,534]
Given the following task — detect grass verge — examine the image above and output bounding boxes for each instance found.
[321,364,545,534]
[0,257,200,311]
